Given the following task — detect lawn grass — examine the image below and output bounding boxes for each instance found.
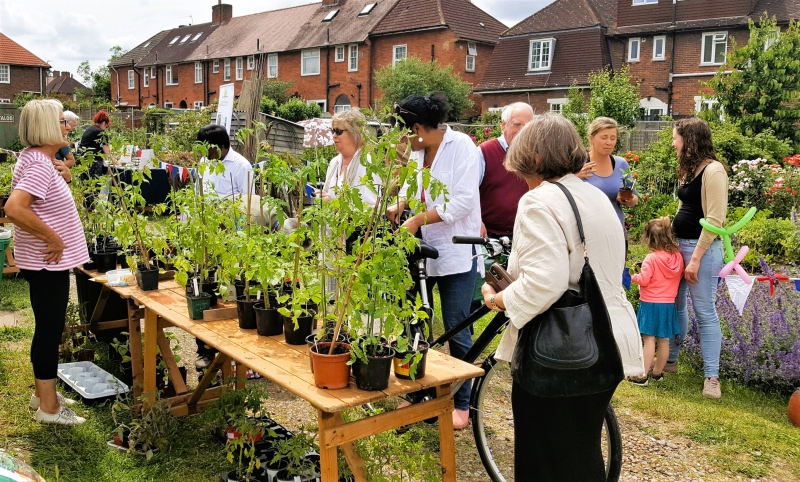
[0,274,31,311]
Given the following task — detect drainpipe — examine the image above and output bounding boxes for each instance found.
[357,83,362,108]
[368,38,375,109]
[326,29,331,114]
[667,0,677,115]
[132,61,141,107]
[110,65,121,105]
[39,67,43,94]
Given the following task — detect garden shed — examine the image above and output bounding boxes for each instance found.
[213,110,304,156]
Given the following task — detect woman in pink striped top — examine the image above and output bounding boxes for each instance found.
[5,99,89,425]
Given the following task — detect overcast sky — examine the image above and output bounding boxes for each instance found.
[0,0,554,81]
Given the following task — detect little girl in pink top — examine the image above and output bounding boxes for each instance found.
[630,217,684,386]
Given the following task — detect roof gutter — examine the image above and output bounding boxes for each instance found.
[474,84,589,95]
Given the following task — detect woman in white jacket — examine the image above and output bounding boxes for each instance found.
[481,113,644,481]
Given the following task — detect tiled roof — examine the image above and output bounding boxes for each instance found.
[288,0,400,50]
[503,0,615,37]
[45,75,89,95]
[610,17,751,35]
[111,30,171,68]
[137,23,220,67]
[0,32,50,67]
[372,0,507,44]
[751,0,800,19]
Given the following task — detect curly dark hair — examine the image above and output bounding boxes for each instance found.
[675,117,718,183]
[395,93,450,130]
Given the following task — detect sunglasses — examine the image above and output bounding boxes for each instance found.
[330,127,346,136]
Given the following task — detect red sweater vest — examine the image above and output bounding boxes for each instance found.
[479,138,529,235]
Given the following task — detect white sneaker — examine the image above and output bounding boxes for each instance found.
[29,393,76,411]
[35,406,86,425]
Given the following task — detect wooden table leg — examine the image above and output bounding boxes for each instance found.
[188,353,230,410]
[235,363,246,390]
[142,308,159,408]
[157,329,188,395]
[89,285,112,333]
[334,413,367,482]
[437,384,457,482]
[127,300,144,407]
[318,410,339,482]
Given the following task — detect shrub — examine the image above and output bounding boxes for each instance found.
[262,80,294,105]
[709,122,792,169]
[260,96,278,115]
[728,158,800,217]
[587,65,641,129]
[625,193,679,241]
[732,208,800,268]
[276,98,320,122]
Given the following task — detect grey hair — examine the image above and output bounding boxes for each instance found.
[331,108,366,148]
[505,113,588,179]
[501,102,534,123]
[63,110,79,124]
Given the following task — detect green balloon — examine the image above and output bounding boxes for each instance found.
[698,207,757,263]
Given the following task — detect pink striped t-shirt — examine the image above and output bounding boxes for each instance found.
[11,148,89,271]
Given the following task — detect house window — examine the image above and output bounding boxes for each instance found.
[236,57,243,80]
[0,99,10,103]
[166,65,178,85]
[169,36,180,45]
[334,94,351,113]
[701,32,727,65]
[302,49,320,76]
[765,28,780,50]
[359,3,376,15]
[694,96,719,113]
[224,59,231,81]
[267,54,278,78]
[192,33,203,42]
[164,102,174,109]
[247,55,254,70]
[143,70,149,87]
[0,64,8,83]
[195,62,202,84]
[194,101,204,109]
[653,36,666,60]
[322,10,338,21]
[148,103,156,108]
[308,99,327,113]
[213,60,219,73]
[393,45,407,66]
[348,44,358,72]
[150,67,156,79]
[548,98,567,113]
[335,46,345,62]
[180,34,191,44]
[632,0,657,4]
[628,38,641,62]
[128,70,135,89]
[528,38,555,71]
[466,42,477,72]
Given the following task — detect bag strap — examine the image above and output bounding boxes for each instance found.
[552,181,588,260]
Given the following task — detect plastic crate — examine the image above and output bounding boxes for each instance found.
[0,236,10,289]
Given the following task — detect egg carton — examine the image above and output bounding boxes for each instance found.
[57,361,130,399]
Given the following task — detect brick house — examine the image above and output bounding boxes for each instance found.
[110,0,506,117]
[0,32,51,103]
[475,0,800,118]
[45,71,90,102]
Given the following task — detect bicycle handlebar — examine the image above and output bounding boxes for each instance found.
[452,236,491,245]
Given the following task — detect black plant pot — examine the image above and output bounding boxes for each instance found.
[75,348,96,362]
[236,295,259,329]
[221,471,258,482]
[136,266,159,291]
[234,280,261,299]
[353,345,396,391]
[392,341,430,380]
[94,251,118,273]
[254,303,283,336]
[282,315,315,345]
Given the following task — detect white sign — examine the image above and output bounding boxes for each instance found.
[216,83,235,134]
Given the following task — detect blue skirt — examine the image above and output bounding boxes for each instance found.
[637,301,680,339]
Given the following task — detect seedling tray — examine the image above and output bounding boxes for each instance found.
[57,361,130,399]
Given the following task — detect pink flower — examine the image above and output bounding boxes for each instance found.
[484,127,491,135]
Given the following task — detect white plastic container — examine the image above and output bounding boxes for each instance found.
[57,361,129,399]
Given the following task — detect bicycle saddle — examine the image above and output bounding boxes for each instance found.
[410,241,439,261]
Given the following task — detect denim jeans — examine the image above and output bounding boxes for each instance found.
[424,259,478,411]
[668,238,723,377]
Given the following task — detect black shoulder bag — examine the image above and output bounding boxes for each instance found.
[510,182,625,398]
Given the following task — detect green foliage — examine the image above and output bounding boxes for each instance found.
[731,208,800,268]
[563,82,589,141]
[13,92,38,108]
[587,65,641,128]
[709,121,792,169]
[626,193,680,241]
[704,17,800,148]
[112,393,178,460]
[271,429,318,477]
[143,108,173,134]
[262,80,294,105]
[260,96,278,115]
[374,57,473,120]
[76,46,126,103]
[3,135,24,152]
[276,97,321,122]
[164,110,212,152]
[0,162,12,196]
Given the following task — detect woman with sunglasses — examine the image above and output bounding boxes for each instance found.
[388,93,482,430]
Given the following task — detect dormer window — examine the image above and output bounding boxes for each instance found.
[359,3,376,16]
[169,36,180,45]
[528,38,555,71]
[323,10,338,22]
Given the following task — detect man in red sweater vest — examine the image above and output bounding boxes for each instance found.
[478,102,534,238]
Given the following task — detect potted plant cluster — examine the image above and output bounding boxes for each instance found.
[111,391,178,460]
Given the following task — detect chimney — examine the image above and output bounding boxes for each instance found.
[322,0,339,5]
[212,2,233,24]
[52,70,60,78]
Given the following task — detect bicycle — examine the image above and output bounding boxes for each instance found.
[404,235,622,482]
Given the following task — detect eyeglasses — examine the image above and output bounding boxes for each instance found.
[60,119,68,126]
[330,127,345,136]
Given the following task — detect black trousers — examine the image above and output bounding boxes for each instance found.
[512,382,617,482]
[21,269,70,380]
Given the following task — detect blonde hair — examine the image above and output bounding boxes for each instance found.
[331,108,366,148]
[587,116,619,138]
[641,216,679,253]
[505,113,588,179]
[19,99,64,147]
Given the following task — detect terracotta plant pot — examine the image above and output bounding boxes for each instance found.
[617,188,635,203]
[789,390,800,427]
[309,342,351,389]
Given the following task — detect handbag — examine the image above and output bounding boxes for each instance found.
[510,182,624,398]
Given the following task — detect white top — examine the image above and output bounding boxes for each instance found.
[204,148,253,196]
[322,150,380,207]
[406,126,483,278]
[495,174,645,377]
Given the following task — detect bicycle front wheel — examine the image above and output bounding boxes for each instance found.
[470,355,623,482]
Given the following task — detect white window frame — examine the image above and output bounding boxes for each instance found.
[301,49,320,76]
[632,0,658,4]
[348,44,358,72]
[164,102,174,109]
[194,62,203,84]
[701,31,728,66]
[235,57,243,80]
[0,64,8,84]
[267,54,278,79]
[143,69,149,87]
[652,36,666,60]
[393,45,407,66]
[335,46,345,62]
[247,55,254,70]
[547,98,568,113]
[466,42,477,72]
[150,67,156,79]
[224,59,231,81]
[764,27,780,50]
[128,70,135,89]
[212,59,219,73]
[466,55,475,72]
[166,65,178,86]
[308,99,327,113]
[628,38,641,62]
[193,101,204,109]
[148,102,156,108]
[528,38,555,71]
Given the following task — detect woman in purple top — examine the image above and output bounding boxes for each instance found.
[577,117,638,229]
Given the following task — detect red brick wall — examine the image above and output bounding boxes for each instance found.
[0,65,48,101]
[479,89,573,114]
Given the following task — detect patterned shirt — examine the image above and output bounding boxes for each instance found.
[11,148,89,271]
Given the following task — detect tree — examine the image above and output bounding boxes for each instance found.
[262,80,294,105]
[704,16,800,148]
[587,65,641,128]
[79,46,127,102]
[562,82,589,141]
[374,57,473,121]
